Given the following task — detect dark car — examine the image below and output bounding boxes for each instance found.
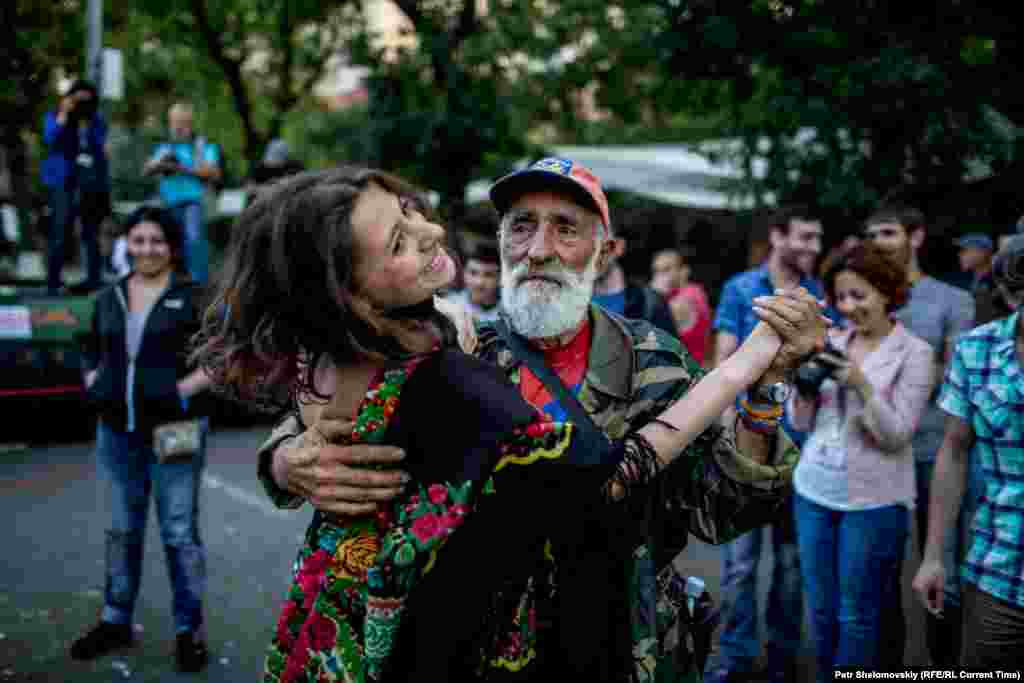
[0,286,97,442]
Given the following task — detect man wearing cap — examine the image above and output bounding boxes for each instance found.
[956,232,996,294]
[960,231,1013,326]
[913,234,1024,668]
[255,157,828,679]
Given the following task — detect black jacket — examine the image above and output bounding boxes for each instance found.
[80,272,205,432]
[622,283,677,339]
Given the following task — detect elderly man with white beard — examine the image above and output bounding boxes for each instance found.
[254,157,827,680]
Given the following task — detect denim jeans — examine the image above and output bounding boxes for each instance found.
[794,494,908,683]
[169,201,208,284]
[95,419,208,633]
[704,502,802,683]
[47,187,103,293]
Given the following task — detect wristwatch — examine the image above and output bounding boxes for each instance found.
[748,381,791,405]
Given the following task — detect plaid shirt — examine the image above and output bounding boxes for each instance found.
[938,311,1024,608]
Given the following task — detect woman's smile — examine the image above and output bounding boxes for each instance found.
[424,249,444,274]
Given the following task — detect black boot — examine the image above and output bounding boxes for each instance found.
[70,621,134,660]
[175,631,209,673]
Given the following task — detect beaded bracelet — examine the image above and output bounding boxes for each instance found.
[737,409,780,436]
[737,397,782,436]
[739,397,784,420]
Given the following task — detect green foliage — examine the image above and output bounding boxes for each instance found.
[122,0,360,166]
[588,0,1023,224]
[9,0,1023,235]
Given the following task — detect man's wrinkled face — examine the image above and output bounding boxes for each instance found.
[498,192,608,339]
[463,258,500,307]
[773,219,823,276]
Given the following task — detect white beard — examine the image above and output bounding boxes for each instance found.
[500,250,599,340]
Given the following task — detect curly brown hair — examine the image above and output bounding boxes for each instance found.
[823,242,910,313]
[190,166,453,410]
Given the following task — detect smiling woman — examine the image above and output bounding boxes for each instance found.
[788,243,932,681]
[71,205,215,671]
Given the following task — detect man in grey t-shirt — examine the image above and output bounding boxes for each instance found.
[864,206,975,667]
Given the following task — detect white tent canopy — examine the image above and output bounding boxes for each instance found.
[466,143,777,210]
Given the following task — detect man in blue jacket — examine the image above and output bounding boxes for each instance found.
[41,80,110,295]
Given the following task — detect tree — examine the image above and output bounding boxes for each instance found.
[130,0,361,166]
[583,1,1022,227]
[344,0,548,219]
[1,1,86,240]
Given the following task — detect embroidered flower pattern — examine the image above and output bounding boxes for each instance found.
[263,356,577,683]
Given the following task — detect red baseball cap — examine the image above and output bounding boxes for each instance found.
[489,157,611,237]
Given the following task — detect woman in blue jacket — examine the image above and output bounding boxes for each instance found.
[71,206,213,672]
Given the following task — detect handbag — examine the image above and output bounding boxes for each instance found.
[153,419,202,463]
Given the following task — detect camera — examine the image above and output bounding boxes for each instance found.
[794,342,845,396]
[156,150,183,174]
[68,95,98,122]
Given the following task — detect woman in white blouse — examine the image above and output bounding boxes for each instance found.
[789,243,934,681]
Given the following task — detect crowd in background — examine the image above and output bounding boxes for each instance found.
[44,75,1024,679]
[440,200,1024,680]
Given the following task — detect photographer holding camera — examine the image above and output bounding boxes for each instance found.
[143,101,222,285]
[787,243,934,681]
[41,80,110,295]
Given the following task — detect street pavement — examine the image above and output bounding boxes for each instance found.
[0,424,928,682]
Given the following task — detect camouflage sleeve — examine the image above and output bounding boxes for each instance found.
[629,325,797,551]
[256,411,307,510]
[676,416,797,546]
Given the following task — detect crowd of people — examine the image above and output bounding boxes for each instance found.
[47,75,1024,681]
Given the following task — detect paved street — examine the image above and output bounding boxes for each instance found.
[0,424,928,682]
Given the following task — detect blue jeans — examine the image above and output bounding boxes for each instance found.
[95,419,208,633]
[169,202,208,284]
[794,494,908,683]
[47,187,103,293]
[705,504,802,683]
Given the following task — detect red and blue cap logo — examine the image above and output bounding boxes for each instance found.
[489,157,611,237]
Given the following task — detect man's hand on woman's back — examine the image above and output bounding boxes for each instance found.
[273,430,408,516]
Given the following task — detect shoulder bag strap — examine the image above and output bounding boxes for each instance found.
[494,318,610,465]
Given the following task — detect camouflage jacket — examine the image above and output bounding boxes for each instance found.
[255,305,799,681]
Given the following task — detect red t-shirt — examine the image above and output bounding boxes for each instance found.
[518,320,592,421]
[668,284,711,365]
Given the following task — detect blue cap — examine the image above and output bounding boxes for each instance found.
[954,233,994,251]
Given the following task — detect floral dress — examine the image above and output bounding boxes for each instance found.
[263,353,582,683]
